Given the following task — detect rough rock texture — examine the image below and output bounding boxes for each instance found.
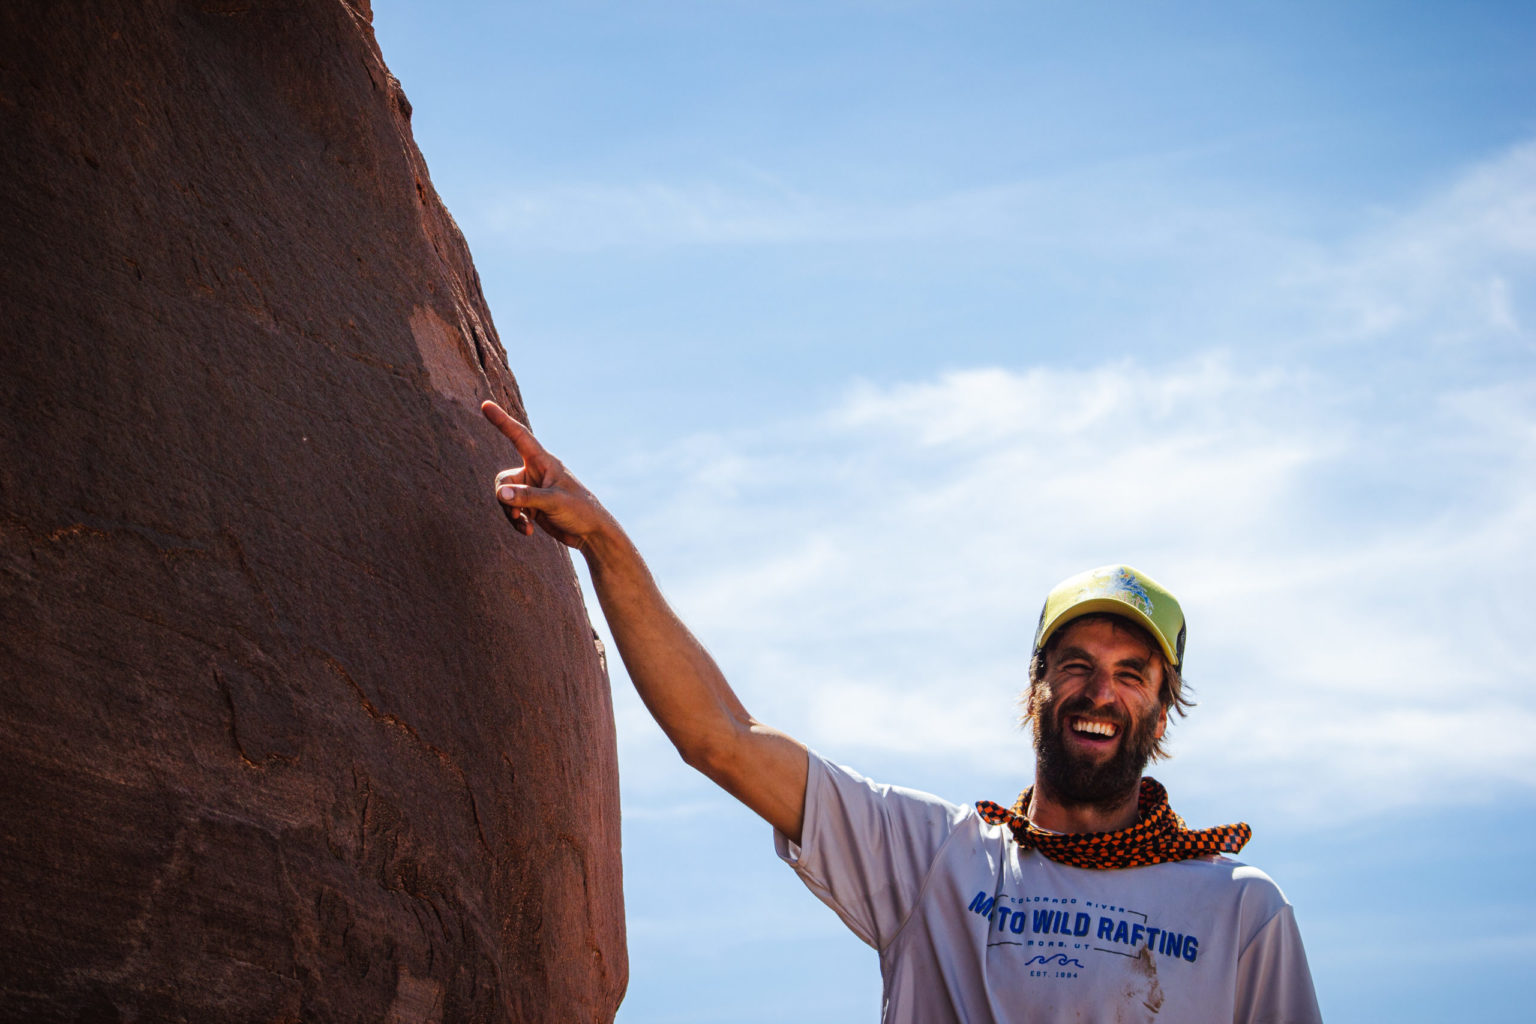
[0,2,626,1021]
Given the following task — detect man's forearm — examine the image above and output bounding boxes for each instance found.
[581,524,750,768]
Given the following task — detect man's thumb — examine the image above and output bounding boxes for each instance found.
[497,483,555,509]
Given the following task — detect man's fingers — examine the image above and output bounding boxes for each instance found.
[481,401,548,465]
[497,484,539,536]
[501,504,534,534]
[494,467,526,489]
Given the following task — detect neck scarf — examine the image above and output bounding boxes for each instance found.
[975,777,1251,870]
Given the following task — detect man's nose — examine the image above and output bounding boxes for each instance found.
[1083,666,1116,703]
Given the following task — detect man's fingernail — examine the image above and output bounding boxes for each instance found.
[497,486,515,502]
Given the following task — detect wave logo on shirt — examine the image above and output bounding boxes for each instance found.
[1026,953,1086,969]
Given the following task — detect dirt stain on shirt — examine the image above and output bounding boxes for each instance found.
[1133,944,1164,1014]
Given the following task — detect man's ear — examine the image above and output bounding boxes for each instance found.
[1152,703,1169,741]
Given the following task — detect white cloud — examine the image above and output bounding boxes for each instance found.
[599,353,1533,820]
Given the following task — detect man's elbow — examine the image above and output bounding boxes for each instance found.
[675,726,747,787]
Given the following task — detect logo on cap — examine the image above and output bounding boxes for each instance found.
[1081,566,1154,617]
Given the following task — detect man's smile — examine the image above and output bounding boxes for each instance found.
[1067,716,1120,741]
[1062,714,1125,755]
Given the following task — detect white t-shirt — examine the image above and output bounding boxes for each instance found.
[775,754,1322,1024]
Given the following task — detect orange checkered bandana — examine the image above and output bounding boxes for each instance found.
[975,777,1251,870]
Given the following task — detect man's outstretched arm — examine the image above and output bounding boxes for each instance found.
[481,400,809,843]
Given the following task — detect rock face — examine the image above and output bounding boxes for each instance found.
[0,2,626,1021]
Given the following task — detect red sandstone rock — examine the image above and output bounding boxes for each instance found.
[0,2,626,1021]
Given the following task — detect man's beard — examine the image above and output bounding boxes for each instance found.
[1034,692,1161,811]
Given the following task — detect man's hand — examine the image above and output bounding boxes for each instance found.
[482,400,615,551]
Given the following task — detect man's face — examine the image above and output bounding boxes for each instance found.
[1032,616,1169,810]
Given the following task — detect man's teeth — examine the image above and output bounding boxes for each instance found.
[1072,719,1117,737]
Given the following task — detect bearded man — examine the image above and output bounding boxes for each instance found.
[481,401,1323,1024]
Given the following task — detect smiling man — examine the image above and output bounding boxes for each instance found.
[482,401,1322,1024]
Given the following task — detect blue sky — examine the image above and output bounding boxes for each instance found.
[372,2,1535,1020]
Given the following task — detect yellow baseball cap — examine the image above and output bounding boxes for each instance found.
[1032,565,1187,669]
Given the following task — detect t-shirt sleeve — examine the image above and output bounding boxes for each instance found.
[1233,903,1323,1024]
[773,752,969,951]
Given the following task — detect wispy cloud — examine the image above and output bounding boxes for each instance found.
[1287,140,1536,345]
[479,143,1287,255]
[487,180,837,249]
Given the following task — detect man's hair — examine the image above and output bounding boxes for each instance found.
[1021,612,1194,762]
